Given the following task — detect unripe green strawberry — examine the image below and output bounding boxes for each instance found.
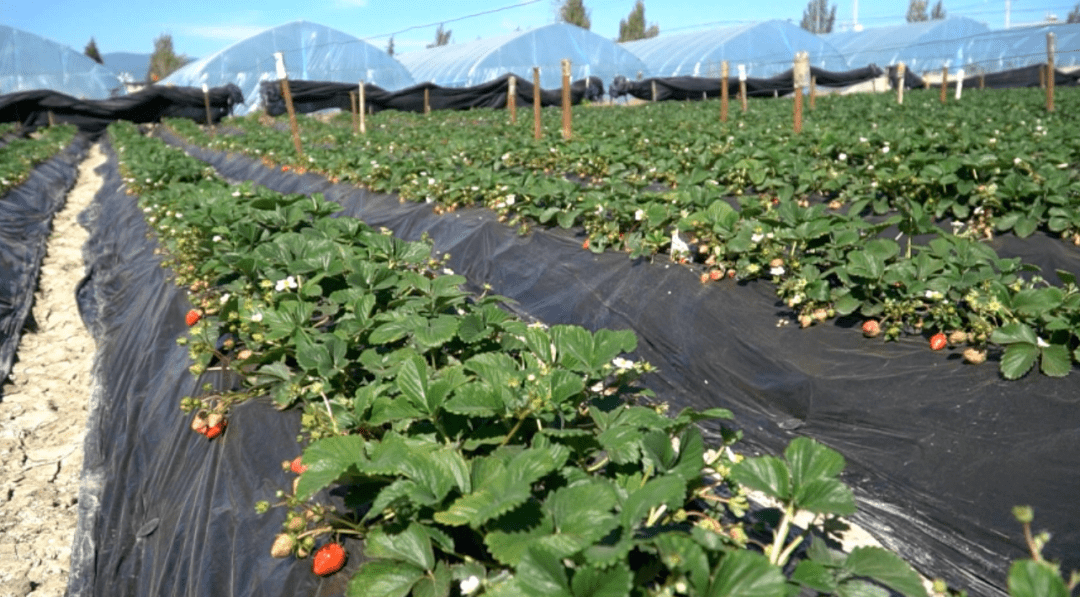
[963,347,987,364]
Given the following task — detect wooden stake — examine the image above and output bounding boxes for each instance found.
[349,91,358,134]
[508,75,517,123]
[979,71,985,90]
[793,52,810,134]
[424,87,431,115]
[810,75,817,110]
[202,83,213,127]
[720,61,729,122]
[651,80,657,102]
[738,64,747,112]
[561,59,572,140]
[47,111,55,127]
[940,66,948,103]
[359,81,367,135]
[273,52,303,158]
[1047,32,1056,113]
[923,73,930,90]
[533,67,541,140]
[897,63,905,105]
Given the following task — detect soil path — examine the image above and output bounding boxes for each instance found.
[0,144,103,597]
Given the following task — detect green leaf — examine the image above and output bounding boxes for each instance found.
[785,437,845,487]
[1011,288,1065,317]
[1000,343,1039,380]
[621,475,687,526]
[296,436,365,500]
[792,560,838,593]
[414,315,459,350]
[1007,560,1069,597]
[708,550,788,597]
[836,579,890,597]
[1040,343,1072,377]
[730,456,791,501]
[396,353,433,412]
[598,426,642,465]
[570,563,633,597]
[517,545,573,597]
[796,478,856,515]
[990,322,1038,345]
[412,561,452,597]
[347,560,426,597]
[842,547,928,597]
[444,382,505,416]
[365,523,436,572]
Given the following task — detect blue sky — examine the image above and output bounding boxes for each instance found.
[5,0,1074,60]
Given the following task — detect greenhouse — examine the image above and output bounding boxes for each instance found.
[620,20,849,79]
[825,17,990,73]
[962,22,1080,73]
[162,21,415,115]
[395,23,648,89]
[0,25,123,99]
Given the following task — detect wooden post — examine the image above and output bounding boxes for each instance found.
[202,83,213,127]
[738,64,748,112]
[274,52,304,159]
[349,91,358,134]
[940,66,948,103]
[897,63,905,104]
[923,72,930,90]
[1047,32,1056,113]
[359,81,367,135]
[508,75,517,123]
[47,111,55,127]
[979,71,985,90]
[810,75,817,110]
[533,67,542,140]
[651,80,657,102]
[424,87,431,115]
[561,59,572,140]
[720,61,729,122]
[793,52,810,134]
[954,68,965,100]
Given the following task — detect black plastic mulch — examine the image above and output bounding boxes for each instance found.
[0,132,89,387]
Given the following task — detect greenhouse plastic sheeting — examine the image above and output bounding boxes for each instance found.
[961,23,1080,72]
[260,74,604,116]
[66,138,362,597]
[0,25,123,100]
[162,129,1080,597]
[162,21,415,116]
[620,20,849,80]
[0,133,88,385]
[396,23,647,91]
[825,17,990,73]
[0,85,243,137]
[609,65,884,101]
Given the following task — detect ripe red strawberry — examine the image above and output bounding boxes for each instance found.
[929,332,947,351]
[312,542,347,576]
[290,456,307,475]
[699,273,709,284]
[861,320,881,338]
[582,238,590,250]
[204,417,227,439]
[185,309,202,327]
[709,269,723,281]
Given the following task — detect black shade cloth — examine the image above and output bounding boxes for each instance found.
[0,133,88,385]
[0,84,244,138]
[66,137,360,597]
[260,74,605,116]
[609,65,886,101]
[160,127,1080,597]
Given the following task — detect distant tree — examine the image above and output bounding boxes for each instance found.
[618,1,659,42]
[931,0,946,19]
[907,0,929,22]
[147,34,191,83]
[1068,3,1080,22]
[558,0,592,29]
[800,0,836,33]
[427,24,452,48]
[386,36,395,57]
[84,37,104,64]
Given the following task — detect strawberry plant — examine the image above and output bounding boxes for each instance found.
[0,124,77,195]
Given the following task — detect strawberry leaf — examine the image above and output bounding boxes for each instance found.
[346,560,425,597]
[707,550,788,597]
[570,563,633,597]
[297,435,366,501]
[843,547,929,597]
[1000,343,1039,380]
[517,545,573,597]
[730,456,791,501]
[1039,343,1072,378]
[365,523,436,572]
[1007,560,1070,597]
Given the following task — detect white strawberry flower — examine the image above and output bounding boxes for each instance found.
[505,195,515,206]
[219,293,230,304]
[460,576,481,595]
[612,357,634,370]
[634,209,645,221]
[881,146,889,154]
[275,276,298,292]
[1037,337,1050,348]
[213,235,223,242]
[250,312,263,322]
[770,265,785,276]
[837,152,847,161]
[1013,157,1022,165]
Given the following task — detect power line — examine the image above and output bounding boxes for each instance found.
[361,0,545,42]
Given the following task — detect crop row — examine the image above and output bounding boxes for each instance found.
[166,89,1080,379]
[0,125,77,195]
[105,119,953,597]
